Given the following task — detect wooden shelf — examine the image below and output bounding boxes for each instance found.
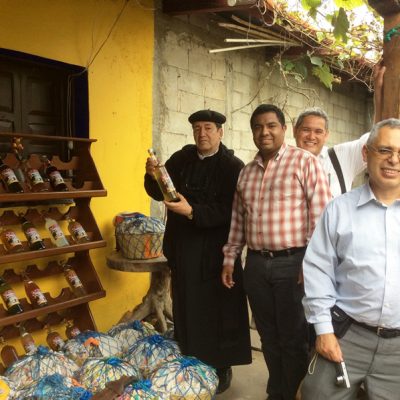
[0,134,106,342]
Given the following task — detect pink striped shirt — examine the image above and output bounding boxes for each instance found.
[223,143,331,268]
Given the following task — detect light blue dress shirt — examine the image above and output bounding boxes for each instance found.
[303,183,400,335]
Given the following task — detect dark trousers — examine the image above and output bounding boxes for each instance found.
[244,250,308,400]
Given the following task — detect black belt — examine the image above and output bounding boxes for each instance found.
[353,321,400,339]
[249,247,306,259]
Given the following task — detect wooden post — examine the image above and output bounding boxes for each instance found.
[369,0,400,118]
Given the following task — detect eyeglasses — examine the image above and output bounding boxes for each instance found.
[367,145,400,160]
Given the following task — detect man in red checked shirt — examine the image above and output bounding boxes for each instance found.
[222,104,332,400]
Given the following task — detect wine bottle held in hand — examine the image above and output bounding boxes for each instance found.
[147,148,179,202]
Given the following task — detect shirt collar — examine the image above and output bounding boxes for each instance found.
[358,181,400,208]
[318,146,329,160]
[254,142,287,164]
[197,148,219,160]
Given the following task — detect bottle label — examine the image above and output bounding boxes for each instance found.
[31,288,47,306]
[50,336,65,350]
[65,269,84,288]
[23,340,36,354]
[49,170,65,185]
[70,224,88,241]
[1,168,18,185]
[1,290,20,308]
[25,227,42,244]
[160,173,176,193]
[70,327,81,338]
[1,230,22,250]
[27,169,44,185]
[48,223,64,240]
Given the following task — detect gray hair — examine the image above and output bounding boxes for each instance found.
[295,107,329,131]
[367,118,400,145]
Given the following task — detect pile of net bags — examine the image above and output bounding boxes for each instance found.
[0,320,218,400]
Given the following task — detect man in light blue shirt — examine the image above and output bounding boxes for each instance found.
[301,118,400,400]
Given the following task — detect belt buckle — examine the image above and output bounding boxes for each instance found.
[376,327,384,337]
[260,250,274,258]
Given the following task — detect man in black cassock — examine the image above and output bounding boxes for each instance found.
[144,109,252,394]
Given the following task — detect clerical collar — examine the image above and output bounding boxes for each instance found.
[197,149,219,160]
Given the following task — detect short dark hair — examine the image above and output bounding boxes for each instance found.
[295,107,329,131]
[250,104,285,128]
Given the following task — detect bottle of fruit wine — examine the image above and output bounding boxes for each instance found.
[0,226,24,253]
[0,277,23,315]
[0,337,19,367]
[147,148,179,202]
[19,324,36,354]
[22,273,48,308]
[66,216,89,244]
[20,216,46,250]
[40,155,68,191]
[0,158,24,193]
[63,264,87,297]
[65,320,81,339]
[44,215,69,247]
[46,325,65,351]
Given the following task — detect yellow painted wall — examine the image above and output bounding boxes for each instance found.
[0,0,154,337]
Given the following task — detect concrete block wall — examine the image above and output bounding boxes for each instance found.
[151,5,373,214]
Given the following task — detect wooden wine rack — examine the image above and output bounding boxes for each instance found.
[0,132,107,365]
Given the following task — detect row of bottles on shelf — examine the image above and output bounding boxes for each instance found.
[0,265,87,315]
[0,320,82,366]
[1,214,89,253]
[0,154,69,193]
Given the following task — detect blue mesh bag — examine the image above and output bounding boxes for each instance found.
[118,379,161,400]
[123,334,181,377]
[150,356,218,400]
[108,320,158,353]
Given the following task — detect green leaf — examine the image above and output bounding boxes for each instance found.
[333,8,349,43]
[334,0,363,10]
[301,0,322,10]
[282,60,295,71]
[312,64,334,90]
[294,62,308,79]
[309,56,323,66]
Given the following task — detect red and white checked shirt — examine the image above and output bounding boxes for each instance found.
[223,143,332,268]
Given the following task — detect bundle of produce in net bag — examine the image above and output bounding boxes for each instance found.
[114,213,165,260]
[14,373,92,400]
[4,346,79,391]
[107,320,158,353]
[117,379,161,400]
[64,330,122,365]
[78,357,140,393]
[150,356,218,400]
[123,334,181,378]
[0,376,15,400]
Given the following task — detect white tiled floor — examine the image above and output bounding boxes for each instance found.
[217,329,268,400]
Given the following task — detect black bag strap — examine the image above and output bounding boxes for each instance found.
[328,147,346,194]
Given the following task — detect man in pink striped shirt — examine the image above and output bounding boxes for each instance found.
[222,104,331,400]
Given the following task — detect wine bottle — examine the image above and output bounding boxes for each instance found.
[0,158,24,193]
[0,337,19,367]
[0,227,24,253]
[147,148,179,202]
[22,273,48,307]
[22,159,47,192]
[20,216,46,250]
[65,320,81,339]
[19,324,36,354]
[46,325,65,351]
[66,216,89,243]
[63,264,87,296]
[0,276,23,315]
[44,215,69,247]
[40,155,68,191]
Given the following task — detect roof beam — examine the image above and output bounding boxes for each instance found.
[162,0,256,15]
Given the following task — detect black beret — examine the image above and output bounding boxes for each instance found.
[188,109,226,125]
